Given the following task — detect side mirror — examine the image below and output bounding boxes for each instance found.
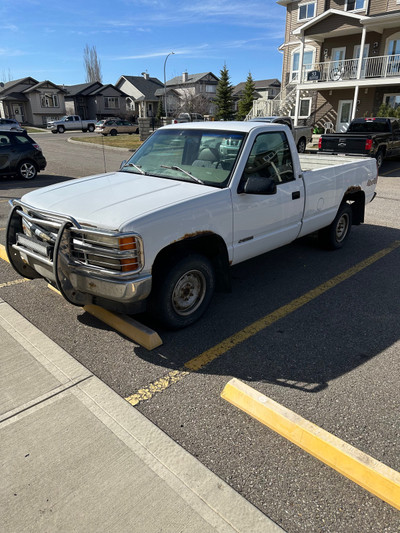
[120,160,127,170]
[240,175,277,195]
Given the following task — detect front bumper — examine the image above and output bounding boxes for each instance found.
[6,201,152,314]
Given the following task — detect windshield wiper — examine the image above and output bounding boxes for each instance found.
[122,162,146,175]
[160,165,204,184]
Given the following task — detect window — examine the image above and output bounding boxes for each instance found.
[40,93,59,108]
[289,98,312,118]
[244,132,295,185]
[0,134,11,146]
[104,97,119,109]
[291,48,314,81]
[298,2,316,21]
[383,94,400,109]
[345,0,365,11]
[206,85,216,93]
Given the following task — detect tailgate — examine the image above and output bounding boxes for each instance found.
[320,134,368,154]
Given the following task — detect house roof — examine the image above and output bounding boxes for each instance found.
[233,78,281,95]
[166,72,218,87]
[154,87,179,97]
[0,91,29,102]
[23,80,67,93]
[63,82,103,96]
[293,9,366,36]
[0,77,39,94]
[117,75,163,100]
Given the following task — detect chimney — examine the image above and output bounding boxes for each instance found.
[182,71,188,83]
[141,72,149,80]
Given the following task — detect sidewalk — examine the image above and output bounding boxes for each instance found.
[0,297,283,533]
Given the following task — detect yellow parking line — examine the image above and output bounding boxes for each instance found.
[380,167,400,176]
[0,278,30,289]
[221,378,400,510]
[125,241,400,405]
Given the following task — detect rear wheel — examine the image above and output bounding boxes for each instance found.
[17,160,37,180]
[150,254,215,329]
[318,203,352,249]
[375,150,384,169]
[88,124,95,132]
[297,138,306,153]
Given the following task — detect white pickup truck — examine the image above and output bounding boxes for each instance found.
[6,122,378,329]
[47,115,97,134]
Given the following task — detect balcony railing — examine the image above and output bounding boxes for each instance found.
[301,54,400,83]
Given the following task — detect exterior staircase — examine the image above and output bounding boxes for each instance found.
[245,83,312,120]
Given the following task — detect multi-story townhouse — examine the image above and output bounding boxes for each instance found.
[269,0,400,132]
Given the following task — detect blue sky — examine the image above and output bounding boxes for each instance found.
[1,0,286,87]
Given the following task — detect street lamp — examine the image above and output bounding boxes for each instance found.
[163,52,174,118]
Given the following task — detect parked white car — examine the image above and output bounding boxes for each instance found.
[7,121,377,329]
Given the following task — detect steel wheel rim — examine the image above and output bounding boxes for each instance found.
[20,163,36,179]
[172,270,206,316]
[336,213,349,242]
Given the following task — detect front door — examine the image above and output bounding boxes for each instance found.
[232,131,304,264]
[12,104,25,123]
[336,100,353,132]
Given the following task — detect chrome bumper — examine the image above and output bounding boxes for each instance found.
[6,200,152,313]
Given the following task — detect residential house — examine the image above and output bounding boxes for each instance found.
[233,78,281,115]
[115,73,164,118]
[272,0,400,132]
[0,77,66,126]
[63,82,129,120]
[166,72,219,116]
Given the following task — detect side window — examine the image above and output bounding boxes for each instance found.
[14,135,30,145]
[0,134,11,146]
[244,132,295,184]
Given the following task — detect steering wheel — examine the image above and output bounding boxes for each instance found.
[245,150,277,173]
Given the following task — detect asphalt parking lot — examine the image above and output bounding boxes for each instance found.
[1,131,399,532]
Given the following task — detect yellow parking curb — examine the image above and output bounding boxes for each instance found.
[83,304,163,351]
[48,285,162,351]
[221,378,400,510]
[0,244,9,263]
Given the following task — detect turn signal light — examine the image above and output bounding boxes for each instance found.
[318,137,322,149]
[365,139,373,151]
[119,237,137,250]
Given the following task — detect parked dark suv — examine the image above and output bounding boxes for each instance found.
[0,131,46,180]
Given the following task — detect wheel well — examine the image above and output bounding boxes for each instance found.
[343,189,365,225]
[152,234,231,292]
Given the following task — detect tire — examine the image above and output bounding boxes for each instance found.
[52,130,57,134]
[88,124,95,132]
[375,150,384,169]
[150,254,215,329]
[57,125,65,133]
[82,129,87,133]
[318,203,352,250]
[110,129,118,136]
[297,138,306,153]
[17,160,38,180]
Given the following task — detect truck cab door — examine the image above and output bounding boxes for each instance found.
[231,131,304,264]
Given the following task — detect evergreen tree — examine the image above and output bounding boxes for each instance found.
[214,65,234,121]
[236,72,255,121]
[156,98,165,120]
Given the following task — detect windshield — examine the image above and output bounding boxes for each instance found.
[120,128,246,188]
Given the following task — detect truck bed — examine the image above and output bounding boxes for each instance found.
[299,153,371,171]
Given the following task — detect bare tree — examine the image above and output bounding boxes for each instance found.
[1,68,13,83]
[83,44,102,83]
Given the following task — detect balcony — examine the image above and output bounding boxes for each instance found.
[300,54,400,85]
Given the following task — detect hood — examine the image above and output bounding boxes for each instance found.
[21,171,215,230]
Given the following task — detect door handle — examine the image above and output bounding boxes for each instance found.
[292,191,300,200]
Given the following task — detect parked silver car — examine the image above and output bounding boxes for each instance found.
[0,118,25,132]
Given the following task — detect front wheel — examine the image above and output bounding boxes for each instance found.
[17,160,37,180]
[57,125,65,133]
[110,129,118,136]
[150,254,215,329]
[318,203,352,250]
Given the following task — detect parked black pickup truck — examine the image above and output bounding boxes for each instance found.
[318,117,400,168]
